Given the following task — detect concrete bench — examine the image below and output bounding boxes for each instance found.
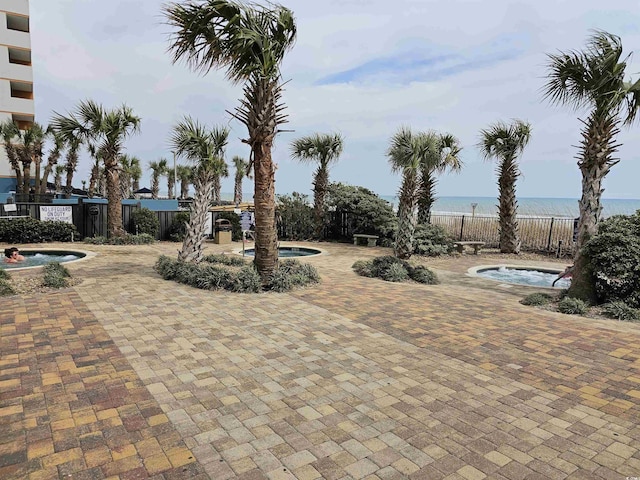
[353,234,379,247]
[453,241,485,255]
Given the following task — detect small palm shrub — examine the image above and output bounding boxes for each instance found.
[558,297,589,315]
[521,292,554,306]
[601,301,640,322]
[84,234,155,245]
[203,254,247,266]
[169,211,190,242]
[231,266,262,293]
[380,262,409,282]
[131,207,160,237]
[352,260,374,277]
[267,260,320,291]
[0,278,15,296]
[413,224,454,256]
[196,265,233,290]
[408,265,439,285]
[42,262,71,289]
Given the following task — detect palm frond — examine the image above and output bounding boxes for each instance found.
[290,132,344,167]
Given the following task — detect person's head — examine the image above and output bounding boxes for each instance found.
[4,247,19,259]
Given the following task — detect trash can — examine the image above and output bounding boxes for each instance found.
[214,218,232,244]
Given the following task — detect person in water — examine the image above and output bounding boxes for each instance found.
[4,247,25,263]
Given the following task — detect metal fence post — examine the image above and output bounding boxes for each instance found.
[546,217,555,251]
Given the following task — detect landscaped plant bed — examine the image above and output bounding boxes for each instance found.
[0,263,80,296]
[352,255,439,285]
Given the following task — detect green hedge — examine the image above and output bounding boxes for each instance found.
[0,218,77,243]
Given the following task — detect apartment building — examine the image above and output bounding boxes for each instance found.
[0,0,33,193]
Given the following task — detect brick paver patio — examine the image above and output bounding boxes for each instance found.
[1,241,639,479]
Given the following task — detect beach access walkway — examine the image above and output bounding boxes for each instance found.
[1,241,639,479]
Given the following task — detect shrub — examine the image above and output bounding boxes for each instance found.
[215,212,242,241]
[0,278,15,296]
[352,260,374,277]
[413,224,454,256]
[601,301,640,322]
[42,262,71,289]
[84,234,155,245]
[0,217,77,243]
[408,265,439,285]
[370,256,410,277]
[267,259,320,291]
[203,254,247,266]
[267,268,293,292]
[582,211,640,307]
[169,211,190,242]
[558,297,589,315]
[131,208,160,237]
[0,269,10,280]
[231,266,262,293]
[380,262,409,282]
[521,292,553,306]
[196,265,233,290]
[276,193,315,240]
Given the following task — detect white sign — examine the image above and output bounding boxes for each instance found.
[39,206,73,224]
[3,203,17,212]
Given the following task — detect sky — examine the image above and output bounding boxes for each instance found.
[30,0,640,200]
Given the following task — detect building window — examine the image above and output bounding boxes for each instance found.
[6,14,29,33]
[8,47,31,66]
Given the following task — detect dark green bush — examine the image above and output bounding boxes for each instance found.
[352,260,374,277]
[601,301,640,322]
[413,224,454,256]
[131,207,160,237]
[521,292,553,306]
[267,259,320,291]
[0,278,15,296]
[0,268,10,280]
[231,266,262,293]
[380,262,409,282]
[42,262,71,288]
[371,256,410,276]
[196,265,233,290]
[326,183,397,245]
[408,265,439,285]
[558,297,589,315]
[215,212,242,241]
[0,218,77,243]
[276,193,315,240]
[169,211,190,242]
[203,254,247,266]
[83,234,155,245]
[582,211,640,308]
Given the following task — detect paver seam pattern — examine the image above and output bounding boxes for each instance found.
[68,245,640,480]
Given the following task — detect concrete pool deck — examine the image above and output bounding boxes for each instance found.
[1,241,639,479]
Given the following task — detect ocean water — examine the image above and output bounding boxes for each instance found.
[379,195,640,218]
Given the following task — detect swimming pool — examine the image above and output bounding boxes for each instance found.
[241,247,322,258]
[469,265,570,288]
[1,250,88,270]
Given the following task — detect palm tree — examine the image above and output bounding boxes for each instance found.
[129,156,142,193]
[51,100,141,237]
[119,154,137,199]
[176,164,193,199]
[232,155,249,205]
[417,132,462,224]
[53,165,65,193]
[41,130,65,195]
[23,123,46,196]
[63,136,82,199]
[387,127,433,259]
[0,121,23,193]
[543,31,640,302]
[478,120,531,254]
[165,0,297,280]
[87,145,103,198]
[170,116,228,263]
[167,166,176,199]
[290,133,344,239]
[148,158,167,199]
[211,160,228,204]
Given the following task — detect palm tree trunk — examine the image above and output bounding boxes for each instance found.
[234,175,242,205]
[41,152,60,195]
[394,169,418,259]
[181,180,189,199]
[152,175,159,199]
[168,180,174,199]
[65,166,74,199]
[212,176,221,204]
[253,135,278,281]
[34,155,41,199]
[88,162,99,198]
[178,173,214,263]
[498,159,520,253]
[313,165,329,239]
[104,160,125,237]
[22,161,31,197]
[5,144,23,194]
[568,113,618,303]
[417,170,436,224]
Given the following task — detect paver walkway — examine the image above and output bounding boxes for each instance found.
[1,241,639,480]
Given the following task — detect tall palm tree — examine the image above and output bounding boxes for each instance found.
[543,31,640,302]
[148,158,167,199]
[41,129,65,195]
[63,136,82,199]
[176,164,193,199]
[387,127,433,259]
[51,100,141,237]
[167,166,176,199]
[119,154,136,199]
[211,160,228,204]
[87,145,103,198]
[0,121,23,193]
[53,165,65,193]
[170,116,228,263]
[23,123,47,196]
[290,133,344,239]
[232,155,249,205]
[417,132,462,224]
[479,120,531,254]
[129,156,142,193]
[165,0,297,281]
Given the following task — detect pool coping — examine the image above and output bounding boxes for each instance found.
[1,248,97,273]
[466,264,566,290]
